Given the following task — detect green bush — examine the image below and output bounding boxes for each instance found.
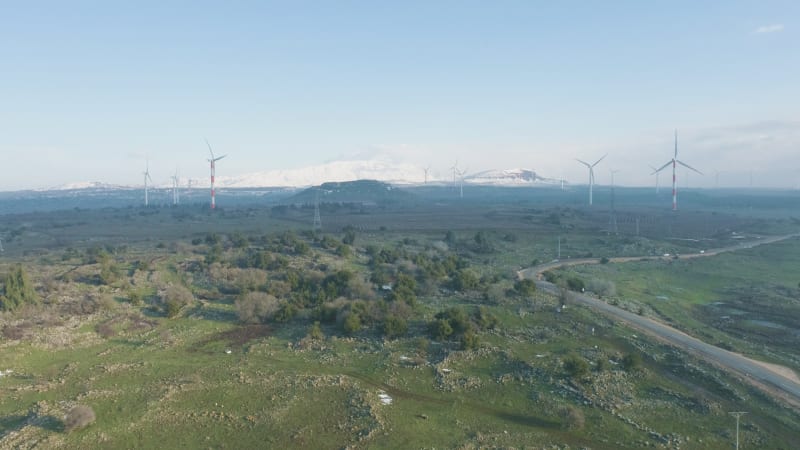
[514,278,537,296]
[621,352,643,371]
[342,313,361,335]
[0,265,38,311]
[563,353,589,379]
[383,314,408,338]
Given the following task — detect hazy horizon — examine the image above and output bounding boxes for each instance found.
[1,1,797,190]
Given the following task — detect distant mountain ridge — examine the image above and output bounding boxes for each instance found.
[44,158,556,191]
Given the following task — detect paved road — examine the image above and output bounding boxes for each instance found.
[519,233,800,408]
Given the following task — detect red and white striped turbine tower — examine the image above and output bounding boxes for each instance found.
[205,139,227,210]
[652,130,701,211]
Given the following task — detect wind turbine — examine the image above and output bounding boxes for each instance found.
[575,154,606,206]
[455,166,467,198]
[648,164,660,194]
[652,130,701,211]
[143,160,153,207]
[171,169,180,205]
[450,160,459,188]
[424,165,431,184]
[205,139,227,210]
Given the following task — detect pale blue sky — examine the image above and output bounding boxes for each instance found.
[1,1,797,189]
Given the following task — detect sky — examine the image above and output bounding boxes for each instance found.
[1,1,798,190]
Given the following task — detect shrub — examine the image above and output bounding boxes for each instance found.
[307,321,324,341]
[460,328,480,350]
[1,265,38,311]
[383,314,408,338]
[430,318,453,341]
[64,405,95,433]
[235,292,280,324]
[342,312,361,335]
[621,352,643,371]
[563,353,589,379]
[162,285,194,318]
[514,278,537,296]
[559,405,585,430]
[586,279,616,297]
[128,290,143,306]
[452,268,480,291]
[566,276,585,292]
[475,306,499,330]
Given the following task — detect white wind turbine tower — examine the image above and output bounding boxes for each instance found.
[450,160,459,188]
[143,160,153,207]
[455,166,467,198]
[652,130,701,211]
[648,165,660,194]
[171,169,180,205]
[205,139,227,210]
[575,154,607,206]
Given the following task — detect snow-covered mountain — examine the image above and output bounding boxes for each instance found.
[215,158,428,188]
[466,168,561,186]
[44,181,133,191]
[42,159,558,190]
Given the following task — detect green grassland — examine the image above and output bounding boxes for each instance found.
[551,236,800,372]
[1,194,799,449]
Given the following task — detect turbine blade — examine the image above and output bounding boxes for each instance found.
[215,154,227,161]
[205,138,215,159]
[677,160,702,175]
[575,158,591,168]
[674,129,678,158]
[652,161,672,174]
[591,153,607,167]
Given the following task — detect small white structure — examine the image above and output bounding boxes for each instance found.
[378,391,393,405]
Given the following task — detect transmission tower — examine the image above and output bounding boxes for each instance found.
[312,189,322,232]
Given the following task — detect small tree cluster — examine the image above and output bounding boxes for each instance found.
[1,265,38,311]
[429,306,497,350]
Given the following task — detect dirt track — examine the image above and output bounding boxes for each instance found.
[518,233,800,409]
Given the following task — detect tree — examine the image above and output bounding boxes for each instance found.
[308,321,324,340]
[566,276,585,292]
[460,328,480,350]
[383,314,408,338]
[389,273,417,305]
[162,285,194,318]
[430,318,453,341]
[342,312,361,335]
[514,278,537,296]
[1,265,38,311]
[342,227,357,245]
[452,268,480,291]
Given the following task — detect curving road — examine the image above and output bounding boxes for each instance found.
[519,233,800,408]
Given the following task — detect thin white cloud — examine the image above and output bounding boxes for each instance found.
[754,24,784,34]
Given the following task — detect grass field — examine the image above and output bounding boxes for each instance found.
[1,187,800,449]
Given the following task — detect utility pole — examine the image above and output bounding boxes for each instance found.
[729,411,747,450]
[557,236,561,259]
[312,189,322,232]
